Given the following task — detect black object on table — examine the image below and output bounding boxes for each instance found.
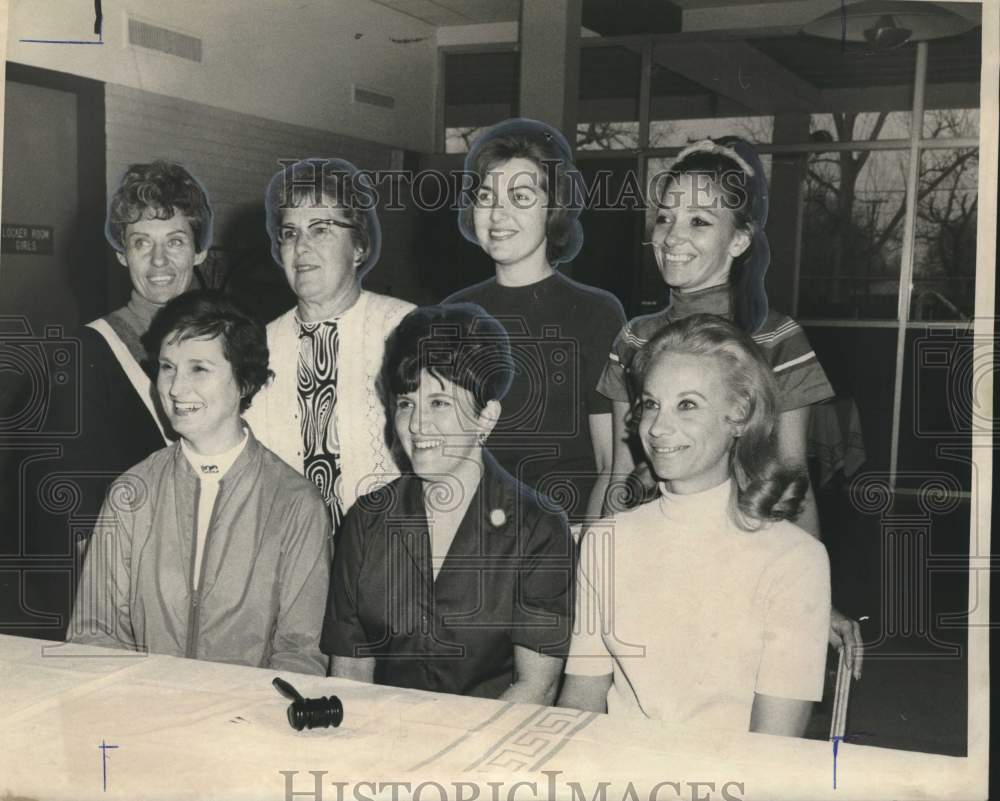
[272,676,344,731]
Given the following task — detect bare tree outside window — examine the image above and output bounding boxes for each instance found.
[799,109,978,320]
[445,127,487,154]
[576,121,640,151]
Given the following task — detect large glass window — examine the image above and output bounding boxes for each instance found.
[799,149,908,319]
[437,22,983,495]
[911,147,978,321]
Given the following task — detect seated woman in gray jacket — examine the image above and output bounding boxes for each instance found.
[70,290,330,675]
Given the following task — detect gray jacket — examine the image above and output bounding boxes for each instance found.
[70,429,330,675]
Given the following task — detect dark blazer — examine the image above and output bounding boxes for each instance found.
[24,325,167,599]
[322,450,573,699]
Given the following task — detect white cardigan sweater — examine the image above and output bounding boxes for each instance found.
[245,290,414,514]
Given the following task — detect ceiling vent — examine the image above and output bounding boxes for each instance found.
[128,17,202,62]
[353,85,395,110]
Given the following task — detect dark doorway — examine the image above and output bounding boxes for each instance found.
[1,63,107,640]
[2,62,108,326]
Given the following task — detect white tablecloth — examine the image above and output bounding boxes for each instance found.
[0,636,974,801]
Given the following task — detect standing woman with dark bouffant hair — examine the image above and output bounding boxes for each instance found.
[560,314,830,737]
[71,290,330,675]
[445,118,625,529]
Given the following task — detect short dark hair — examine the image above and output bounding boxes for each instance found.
[383,304,513,415]
[264,158,380,276]
[143,290,272,413]
[458,118,584,265]
[106,161,213,252]
[630,313,806,529]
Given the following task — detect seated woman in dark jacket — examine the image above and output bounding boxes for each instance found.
[322,303,573,702]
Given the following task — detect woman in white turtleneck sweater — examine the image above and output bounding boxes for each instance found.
[560,315,830,738]
[53,162,212,571]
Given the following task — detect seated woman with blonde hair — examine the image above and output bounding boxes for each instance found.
[559,314,830,736]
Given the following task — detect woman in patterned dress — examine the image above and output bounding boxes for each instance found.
[245,158,414,536]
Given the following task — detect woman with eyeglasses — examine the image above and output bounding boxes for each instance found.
[597,137,862,679]
[245,158,414,537]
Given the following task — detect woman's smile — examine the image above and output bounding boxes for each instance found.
[394,369,491,479]
[651,173,750,294]
[171,401,205,415]
[659,252,695,264]
[649,443,688,455]
[639,352,738,494]
[157,334,245,455]
[473,157,550,278]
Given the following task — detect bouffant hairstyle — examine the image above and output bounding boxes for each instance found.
[143,290,272,413]
[106,161,213,253]
[655,137,770,334]
[630,313,807,529]
[383,303,514,417]
[264,157,380,277]
[458,118,584,265]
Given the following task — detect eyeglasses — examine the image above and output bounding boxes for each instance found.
[276,219,358,246]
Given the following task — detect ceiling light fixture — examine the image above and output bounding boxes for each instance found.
[803,1,976,50]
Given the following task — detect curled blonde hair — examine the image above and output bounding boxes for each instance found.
[630,314,807,529]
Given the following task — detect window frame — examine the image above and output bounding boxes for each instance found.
[436,29,987,490]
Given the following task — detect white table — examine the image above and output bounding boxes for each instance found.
[0,635,975,800]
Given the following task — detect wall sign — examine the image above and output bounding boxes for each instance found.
[1,224,55,255]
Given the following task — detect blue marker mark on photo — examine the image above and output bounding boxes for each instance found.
[832,735,843,788]
[20,0,104,45]
[98,740,119,792]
